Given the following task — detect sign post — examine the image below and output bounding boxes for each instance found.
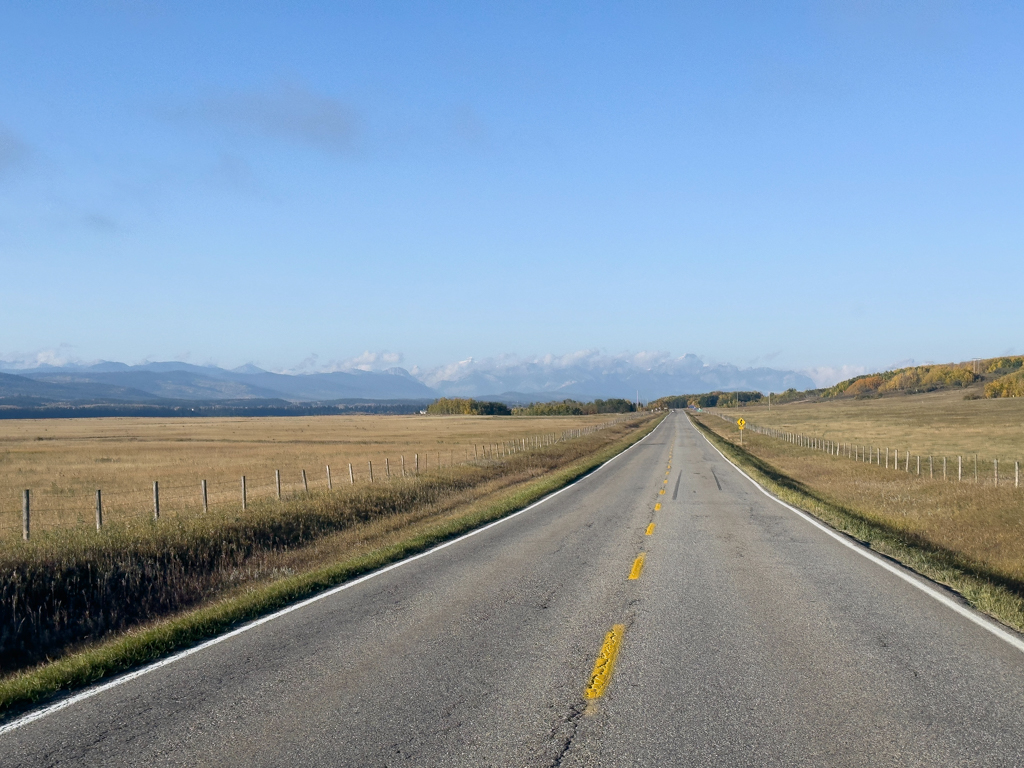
[737,418,746,445]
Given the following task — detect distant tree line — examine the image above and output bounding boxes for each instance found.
[649,356,1024,409]
[426,397,512,416]
[0,400,433,419]
[511,398,636,416]
[652,392,763,409]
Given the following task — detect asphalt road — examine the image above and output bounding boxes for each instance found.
[6,412,1024,766]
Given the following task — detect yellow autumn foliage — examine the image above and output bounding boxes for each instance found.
[984,370,1024,398]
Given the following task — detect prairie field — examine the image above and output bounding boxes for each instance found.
[0,413,658,676]
[0,413,618,538]
[725,386,1024,461]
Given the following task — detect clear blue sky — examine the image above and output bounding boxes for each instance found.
[1,1,1021,379]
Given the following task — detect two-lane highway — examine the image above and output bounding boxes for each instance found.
[6,412,1024,766]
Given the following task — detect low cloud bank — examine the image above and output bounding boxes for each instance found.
[1,348,820,401]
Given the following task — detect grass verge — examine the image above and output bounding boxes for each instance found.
[690,414,1024,635]
[0,414,663,719]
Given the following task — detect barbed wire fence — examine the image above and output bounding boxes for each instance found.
[700,409,1021,490]
[3,419,631,542]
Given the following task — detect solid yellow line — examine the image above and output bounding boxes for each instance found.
[584,624,626,699]
[654,502,661,511]
[645,523,655,535]
[629,552,646,579]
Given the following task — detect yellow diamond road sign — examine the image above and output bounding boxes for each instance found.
[737,418,746,429]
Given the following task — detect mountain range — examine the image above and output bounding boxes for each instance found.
[0,354,816,406]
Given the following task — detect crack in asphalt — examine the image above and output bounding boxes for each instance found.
[546,701,587,767]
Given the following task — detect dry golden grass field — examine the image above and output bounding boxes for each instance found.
[0,414,658,680]
[725,386,1024,462]
[0,413,617,537]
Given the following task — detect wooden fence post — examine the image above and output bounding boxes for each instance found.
[994,459,998,487]
[958,456,962,482]
[202,479,208,513]
[368,461,374,483]
[241,476,247,510]
[276,469,282,499]
[153,481,160,520]
[327,465,332,490]
[415,454,419,473]
[402,455,406,477]
[302,469,308,493]
[22,489,29,541]
[386,458,390,478]
[96,489,103,530]
[349,463,354,484]
[1017,461,1020,488]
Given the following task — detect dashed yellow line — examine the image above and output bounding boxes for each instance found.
[659,488,665,495]
[645,523,655,535]
[584,624,625,699]
[654,502,661,511]
[629,553,646,579]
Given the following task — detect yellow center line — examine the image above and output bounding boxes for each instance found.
[584,624,625,699]
[629,553,646,579]
[645,523,655,535]
[663,479,668,484]
[659,488,665,494]
[654,502,661,511]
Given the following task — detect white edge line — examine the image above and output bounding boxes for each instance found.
[688,416,1024,655]
[0,417,666,736]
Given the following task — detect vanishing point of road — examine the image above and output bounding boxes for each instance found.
[5,412,1024,766]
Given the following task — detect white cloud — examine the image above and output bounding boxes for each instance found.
[329,351,404,372]
[800,365,870,388]
[0,345,85,370]
[416,350,724,389]
[274,350,405,374]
